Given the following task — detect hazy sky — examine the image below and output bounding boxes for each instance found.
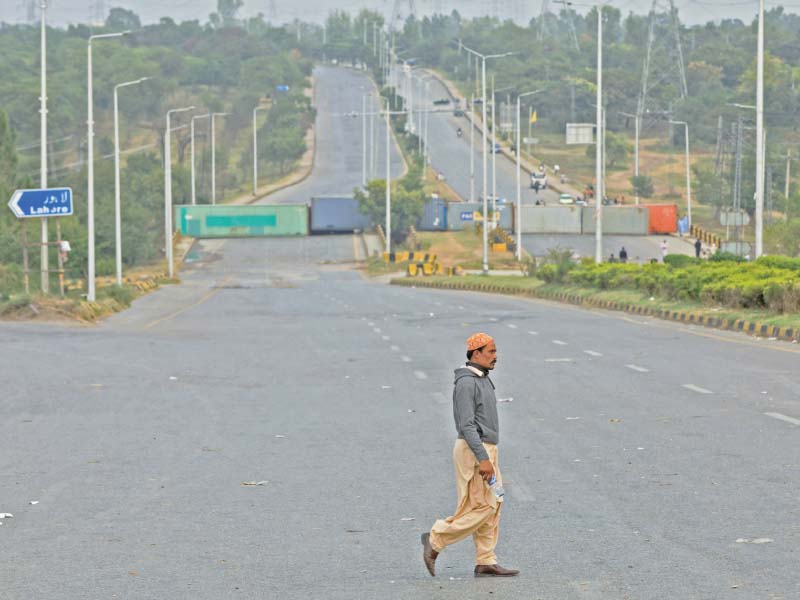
[0,1,777,28]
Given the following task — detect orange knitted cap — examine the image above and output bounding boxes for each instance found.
[466,332,494,351]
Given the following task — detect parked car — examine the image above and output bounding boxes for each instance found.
[492,142,502,153]
[433,98,450,105]
[530,171,548,189]
[558,193,576,205]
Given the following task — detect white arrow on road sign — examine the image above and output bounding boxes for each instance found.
[7,190,24,218]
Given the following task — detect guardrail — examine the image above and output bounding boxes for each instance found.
[690,224,722,249]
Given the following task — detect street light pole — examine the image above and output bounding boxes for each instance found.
[670,120,692,227]
[470,94,475,203]
[190,114,210,205]
[595,4,604,264]
[211,112,228,205]
[619,111,640,205]
[39,0,48,293]
[165,106,195,278]
[491,75,497,221]
[362,93,367,186]
[113,77,149,286]
[385,98,391,255]
[253,104,269,196]
[516,90,545,261]
[755,0,765,257]
[87,30,129,302]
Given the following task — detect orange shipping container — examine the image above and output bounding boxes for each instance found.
[647,203,678,234]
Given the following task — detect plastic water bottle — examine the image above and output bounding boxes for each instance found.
[489,474,505,498]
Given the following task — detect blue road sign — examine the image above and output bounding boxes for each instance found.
[7,188,73,219]
[460,211,474,221]
[276,84,290,92]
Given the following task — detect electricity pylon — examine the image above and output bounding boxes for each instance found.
[390,0,417,32]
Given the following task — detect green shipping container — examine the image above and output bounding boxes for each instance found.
[175,204,309,238]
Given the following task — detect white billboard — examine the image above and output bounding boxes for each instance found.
[566,123,595,145]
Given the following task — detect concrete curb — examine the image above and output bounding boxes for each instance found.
[389,278,800,344]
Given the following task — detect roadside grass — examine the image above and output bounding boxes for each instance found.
[416,230,521,270]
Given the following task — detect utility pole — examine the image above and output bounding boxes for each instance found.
[755,0,765,257]
[470,94,475,203]
[211,112,228,205]
[39,0,48,293]
[385,98,391,254]
[165,106,195,278]
[362,94,367,187]
[595,4,604,263]
[190,114,210,205]
[669,120,692,226]
[785,150,792,221]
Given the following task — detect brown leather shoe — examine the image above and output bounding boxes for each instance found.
[474,564,520,577]
[421,532,439,576]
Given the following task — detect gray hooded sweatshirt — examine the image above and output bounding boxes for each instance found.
[453,365,499,463]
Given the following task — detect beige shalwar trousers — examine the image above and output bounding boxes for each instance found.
[429,439,503,566]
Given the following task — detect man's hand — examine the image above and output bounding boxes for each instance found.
[479,459,494,483]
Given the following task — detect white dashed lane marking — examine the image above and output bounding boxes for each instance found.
[682,384,713,394]
[625,364,650,373]
[506,324,518,329]
[401,356,412,363]
[432,392,449,405]
[545,358,574,363]
[414,371,428,380]
[584,350,603,357]
[528,331,539,336]
[373,328,382,333]
[382,335,391,341]
[552,340,567,346]
[765,412,800,426]
[390,345,400,352]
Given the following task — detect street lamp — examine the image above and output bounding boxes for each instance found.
[113,76,150,286]
[669,120,692,228]
[87,30,129,302]
[619,111,640,205]
[516,89,546,261]
[165,106,195,278]
[460,44,516,274]
[190,113,210,205]
[253,102,270,196]
[756,0,765,257]
[39,0,49,293]
[211,112,229,205]
[491,82,515,220]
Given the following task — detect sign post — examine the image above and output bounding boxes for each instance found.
[8,187,72,296]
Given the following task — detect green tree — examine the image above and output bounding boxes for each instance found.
[630,175,654,199]
[105,8,141,30]
[585,131,630,169]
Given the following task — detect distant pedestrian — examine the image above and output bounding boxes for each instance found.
[694,238,702,259]
[619,246,628,263]
[608,253,617,263]
[422,333,519,579]
[554,164,560,175]
[533,180,540,194]
[660,239,668,262]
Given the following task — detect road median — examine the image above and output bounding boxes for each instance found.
[390,275,800,344]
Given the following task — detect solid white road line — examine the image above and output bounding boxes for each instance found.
[765,412,800,426]
[584,350,603,357]
[552,340,567,346]
[682,384,713,394]
[414,370,428,380]
[625,364,650,373]
[401,356,412,363]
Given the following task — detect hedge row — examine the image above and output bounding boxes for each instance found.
[537,256,800,313]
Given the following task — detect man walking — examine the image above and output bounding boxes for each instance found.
[421,333,518,578]
[695,238,702,259]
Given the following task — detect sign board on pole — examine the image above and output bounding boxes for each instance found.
[719,209,751,227]
[276,84,290,92]
[523,137,539,145]
[8,188,73,219]
[460,211,474,221]
[566,123,595,145]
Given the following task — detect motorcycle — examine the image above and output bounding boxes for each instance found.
[456,128,463,137]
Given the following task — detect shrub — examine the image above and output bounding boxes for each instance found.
[709,251,746,263]
[0,264,23,298]
[663,254,697,268]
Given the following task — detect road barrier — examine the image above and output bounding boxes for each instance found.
[582,205,649,235]
[690,224,722,249]
[175,205,308,238]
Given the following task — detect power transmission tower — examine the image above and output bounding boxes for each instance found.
[538,0,580,51]
[390,0,417,32]
[267,0,277,23]
[90,0,106,25]
[26,0,36,22]
[636,0,688,124]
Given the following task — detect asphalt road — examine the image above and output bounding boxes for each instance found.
[395,67,560,207]
[263,65,405,205]
[3,242,800,599]
[2,66,798,599]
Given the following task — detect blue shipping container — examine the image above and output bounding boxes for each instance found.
[420,198,448,231]
[310,196,372,233]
